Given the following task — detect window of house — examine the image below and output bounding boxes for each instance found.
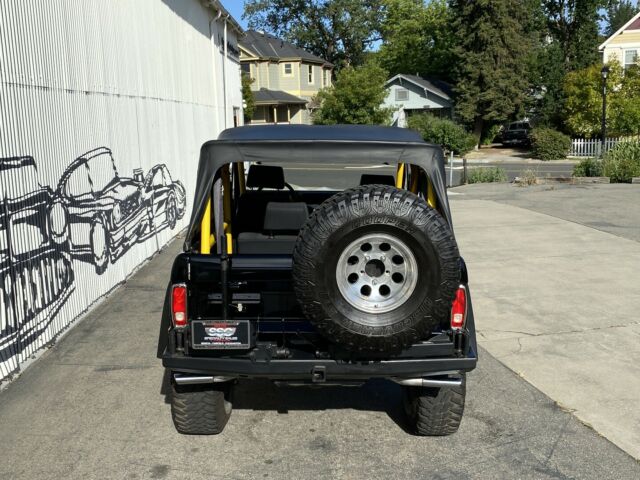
[283,63,293,76]
[308,65,314,84]
[241,63,255,80]
[624,49,638,70]
[323,69,330,87]
[395,88,409,101]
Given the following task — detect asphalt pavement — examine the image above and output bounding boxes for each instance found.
[0,236,638,480]
[0,183,639,479]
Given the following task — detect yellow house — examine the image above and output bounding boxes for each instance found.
[240,30,333,125]
[599,11,640,69]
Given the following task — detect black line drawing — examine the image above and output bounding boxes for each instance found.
[0,156,75,361]
[56,148,186,274]
[0,148,186,376]
[141,164,187,237]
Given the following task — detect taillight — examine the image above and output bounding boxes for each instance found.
[450,286,467,330]
[172,284,187,327]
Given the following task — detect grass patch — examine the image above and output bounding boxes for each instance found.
[467,167,508,184]
[517,169,538,186]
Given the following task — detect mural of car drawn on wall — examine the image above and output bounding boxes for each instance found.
[0,156,75,360]
[55,147,186,274]
[141,164,187,236]
[0,148,186,370]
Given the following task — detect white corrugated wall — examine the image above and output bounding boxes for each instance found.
[0,0,243,381]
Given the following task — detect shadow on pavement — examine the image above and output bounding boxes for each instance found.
[159,371,414,434]
[235,378,414,434]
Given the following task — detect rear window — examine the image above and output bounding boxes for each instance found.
[259,162,397,191]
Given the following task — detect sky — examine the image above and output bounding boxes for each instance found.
[224,1,248,30]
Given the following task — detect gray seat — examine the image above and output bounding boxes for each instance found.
[237,202,308,254]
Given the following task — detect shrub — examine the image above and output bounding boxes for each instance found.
[517,169,538,186]
[408,114,477,155]
[530,127,571,160]
[467,167,508,184]
[603,140,640,183]
[572,158,604,177]
[481,124,502,145]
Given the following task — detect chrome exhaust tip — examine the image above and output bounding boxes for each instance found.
[173,374,235,385]
[392,377,463,388]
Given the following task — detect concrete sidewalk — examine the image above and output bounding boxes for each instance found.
[450,191,640,459]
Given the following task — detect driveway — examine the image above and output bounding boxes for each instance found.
[449,183,640,459]
[0,185,639,479]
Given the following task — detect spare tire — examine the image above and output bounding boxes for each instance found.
[292,185,460,353]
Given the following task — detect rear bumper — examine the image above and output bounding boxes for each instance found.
[162,346,477,381]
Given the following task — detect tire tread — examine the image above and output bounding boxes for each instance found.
[170,382,231,435]
[406,378,466,436]
[293,185,460,353]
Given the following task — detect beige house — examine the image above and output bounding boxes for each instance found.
[240,30,333,124]
[600,11,640,69]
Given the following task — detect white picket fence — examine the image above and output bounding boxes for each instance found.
[570,138,620,157]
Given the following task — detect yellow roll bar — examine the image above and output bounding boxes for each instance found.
[395,163,405,189]
[427,177,436,208]
[200,164,236,255]
[200,197,212,254]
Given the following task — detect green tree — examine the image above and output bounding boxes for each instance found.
[542,1,605,71]
[241,73,255,122]
[407,114,476,155]
[563,60,640,137]
[243,0,384,70]
[528,41,568,128]
[606,0,639,36]
[377,0,454,81]
[449,0,533,139]
[312,62,392,125]
[528,1,605,129]
[564,63,616,137]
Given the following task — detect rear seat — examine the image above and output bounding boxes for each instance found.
[237,202,308,254]
[235,165,293,234]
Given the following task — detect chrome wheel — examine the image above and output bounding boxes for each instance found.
[336,233,418,316]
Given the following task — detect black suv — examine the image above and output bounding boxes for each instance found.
[501,121,532,146]
[159,125,477,435]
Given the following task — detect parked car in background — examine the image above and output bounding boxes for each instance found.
[55,147,151,274]
[0,156,74,358]
[501,121,532,147]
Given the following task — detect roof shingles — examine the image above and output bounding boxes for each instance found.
[240,30,331,65]
[253,88,307,106]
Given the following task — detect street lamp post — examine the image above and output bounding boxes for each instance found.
[601,65,610,156]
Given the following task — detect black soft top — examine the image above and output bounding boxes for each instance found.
[186,125,452,251]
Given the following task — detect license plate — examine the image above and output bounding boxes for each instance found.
[191,320,251,350]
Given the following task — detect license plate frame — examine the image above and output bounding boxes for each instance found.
[191,320,251,350]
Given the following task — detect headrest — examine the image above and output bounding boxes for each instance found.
[247,165,286,190]
[359,174,396,186]
[264,202,308,231]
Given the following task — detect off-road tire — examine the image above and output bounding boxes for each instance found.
[403,375,466,436]
[170,381,233,435]
[292,185,459,353]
